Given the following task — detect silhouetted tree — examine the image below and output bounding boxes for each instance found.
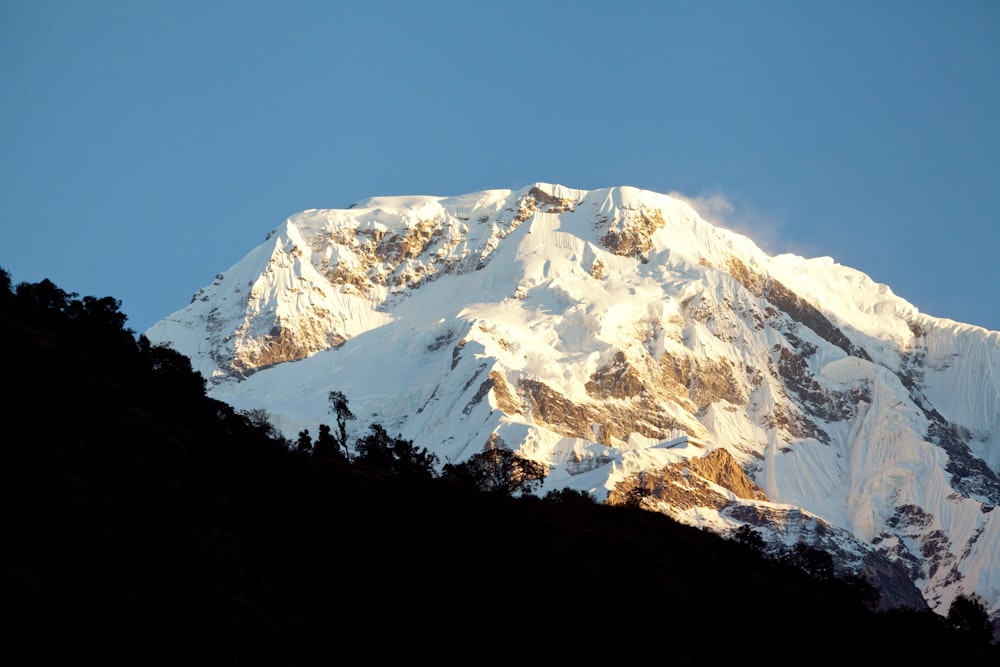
[313,423,343,459]
[328,390,355,460]
[354,423,438,479]
[78,294,130,332]
[442,445,547,496]
[15,277,74,315]
[240,408,280,440]
[947,593,993,644]
[296,429,313,455]
[780,542,835,581]
[137,335,208,414]
[842,574,881,611]
[543,487,595,504]
[731,524,766,552]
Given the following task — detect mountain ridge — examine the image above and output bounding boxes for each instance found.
[146,183,1000,623]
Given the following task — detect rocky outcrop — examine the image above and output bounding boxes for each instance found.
[519,377,694,444]
[595,206,666,260]
[231,318,346,375]
[608,448,766,510]
[585,350,645,399]
[526,185,577,214]
[726,256,869,360]
[688,448,769,502]
[583,348,745,417]
[488,370,523,416]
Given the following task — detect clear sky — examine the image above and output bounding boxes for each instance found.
[3,1,998,334]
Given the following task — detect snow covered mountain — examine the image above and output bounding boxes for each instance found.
[147,183,1000,622]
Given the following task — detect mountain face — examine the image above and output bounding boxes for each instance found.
[147,183,1000,621]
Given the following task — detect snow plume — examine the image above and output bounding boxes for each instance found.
[671,189,817,261]
[671,191,735,226]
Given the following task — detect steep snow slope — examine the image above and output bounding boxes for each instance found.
[147,183,1000,620]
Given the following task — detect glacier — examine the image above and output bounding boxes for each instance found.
[146,183,1000,622]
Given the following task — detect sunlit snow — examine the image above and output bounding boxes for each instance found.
[147,183,1000,620]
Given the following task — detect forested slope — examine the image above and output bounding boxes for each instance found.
[2,269,995,665]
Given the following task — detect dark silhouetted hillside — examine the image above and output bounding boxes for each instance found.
[2,268,996,665]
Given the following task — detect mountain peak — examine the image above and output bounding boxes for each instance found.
[146,183,1000,623]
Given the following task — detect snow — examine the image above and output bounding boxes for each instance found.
[146,182,1000,619]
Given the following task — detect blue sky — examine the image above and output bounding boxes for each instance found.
[3,1,998,333]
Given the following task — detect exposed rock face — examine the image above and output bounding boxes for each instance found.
[232,318,347,376]
[726,256,870,360]
[608,448,767,510]
[147,183,1000,625]
[487,370,522,417]
[659,352,746,410]
[525,185,577,214]
[688,448,769,502]
[595,206,666,260]
[585,350,645,399]
[519,377,694,445]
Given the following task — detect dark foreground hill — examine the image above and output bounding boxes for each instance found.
[2,270,996,666]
